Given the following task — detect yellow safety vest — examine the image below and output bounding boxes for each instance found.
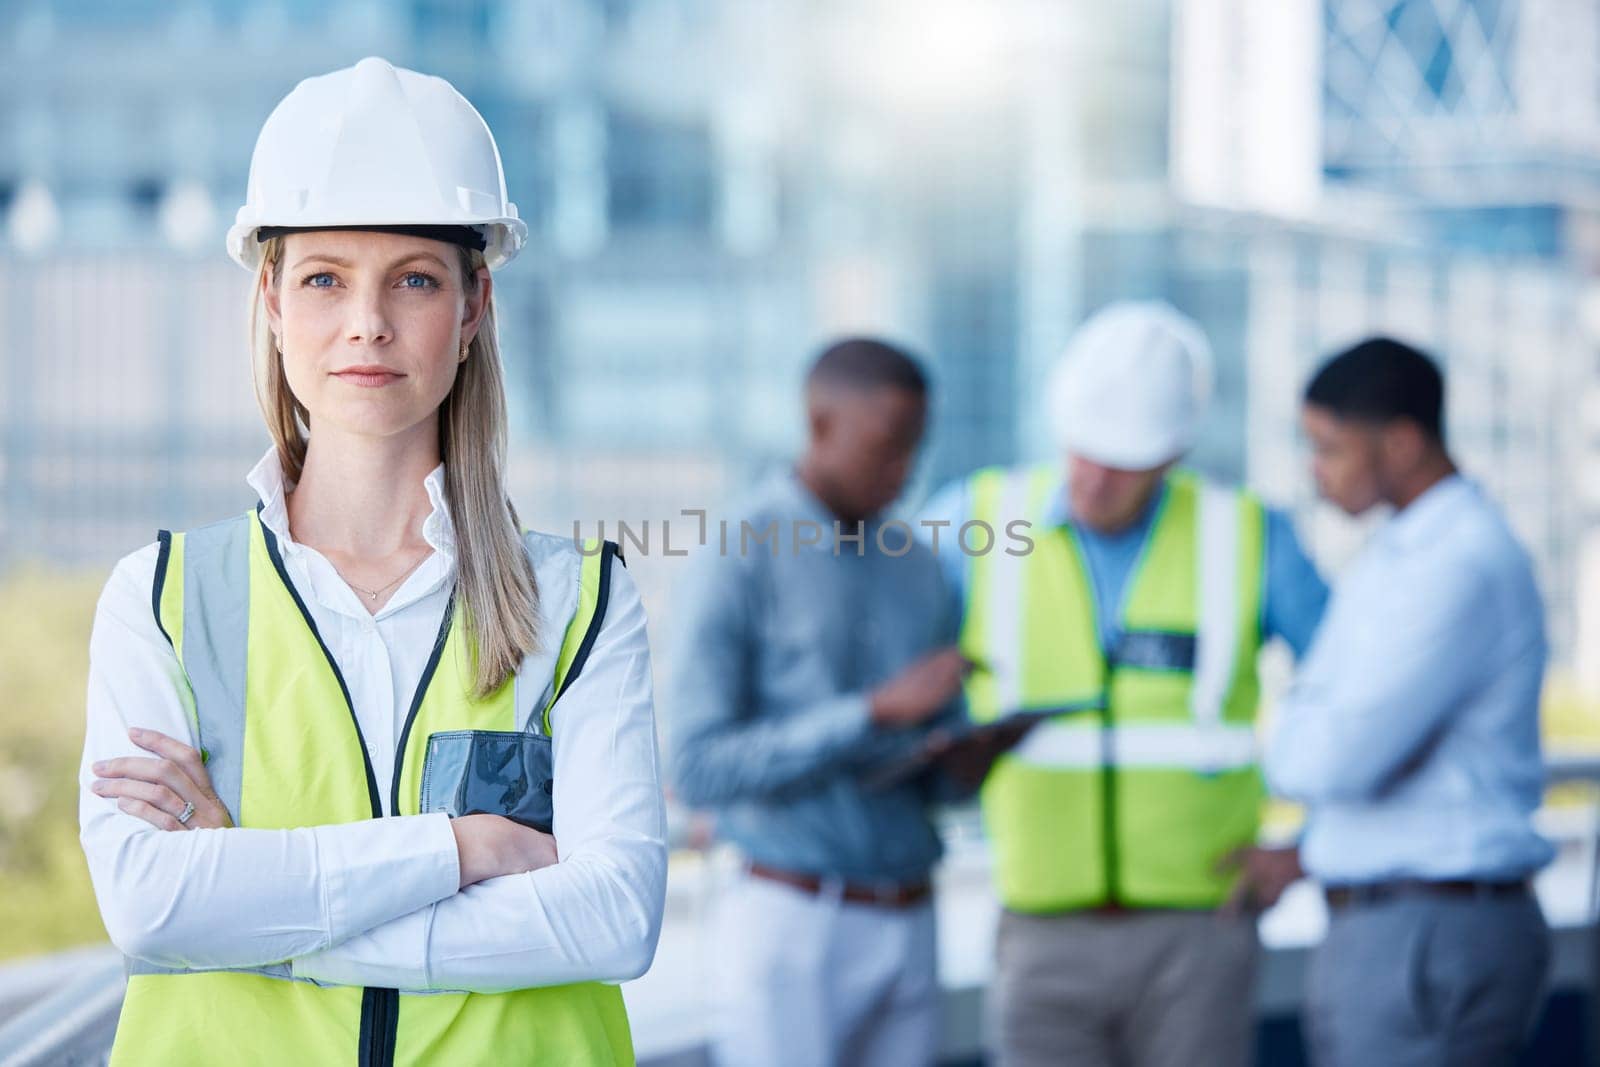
[111,508,635,1066]
[961,466,1267,912]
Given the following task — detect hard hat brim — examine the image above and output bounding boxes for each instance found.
[227,216,527,272]
[1059,428,1191,472]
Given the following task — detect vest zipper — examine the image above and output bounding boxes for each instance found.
[361,599,456,1067]
[1098,659,1120,906]
[258,515,433,1067]
[360,987,399,1067]
[1098,697,1120,905]
[360,600,456,1067]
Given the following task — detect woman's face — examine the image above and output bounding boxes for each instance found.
[263,230,490,443]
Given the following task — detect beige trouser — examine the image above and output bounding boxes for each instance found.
[989,908,1260,1067]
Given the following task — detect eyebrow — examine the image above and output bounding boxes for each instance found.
[289,251,453,272]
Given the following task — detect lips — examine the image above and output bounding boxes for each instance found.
[333,365,404,388]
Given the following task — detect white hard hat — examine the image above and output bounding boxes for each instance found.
[1045,301,1214,470]
[226,57,527,271]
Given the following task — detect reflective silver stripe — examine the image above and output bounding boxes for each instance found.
[984,469,1038,716]
[1011,721,1258,771]
[514,530,583,734]
[180,514,252,821]
[1189,482,1241,727]
[124,515,255,982]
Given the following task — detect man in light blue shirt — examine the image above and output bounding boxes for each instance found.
[1268,337,1554,1067]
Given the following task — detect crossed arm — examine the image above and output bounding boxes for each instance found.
[80,544,668,994]
[1265,553,1498,804]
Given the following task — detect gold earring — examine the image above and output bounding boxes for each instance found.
[459,339,470,363]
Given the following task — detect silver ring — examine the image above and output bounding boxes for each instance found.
[177,801,195,826]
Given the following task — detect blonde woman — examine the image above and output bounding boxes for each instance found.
[79,58,666,1066]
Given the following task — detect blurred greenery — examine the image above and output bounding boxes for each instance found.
[4,569,1600,964]
[1542,675,1600,749]
[1539,675,1600,812]
[0,568,108,961]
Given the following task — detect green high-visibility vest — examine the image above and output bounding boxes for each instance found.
[960,465,1267,912]
[110,508,635,1067]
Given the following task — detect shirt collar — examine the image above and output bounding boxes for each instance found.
[246,446,456,560]
[782,469,836,527]
[1382,472,1470,551]
[1042,473,1169,539]
[781,468,890,528]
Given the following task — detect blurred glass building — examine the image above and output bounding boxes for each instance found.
[6,3,1600,1061]
[1,0,1596,677]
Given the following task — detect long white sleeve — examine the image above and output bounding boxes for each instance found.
[79,544,463,970]
[290,564,669,993]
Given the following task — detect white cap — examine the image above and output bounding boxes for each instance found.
[226,57,527,271]
[1045,301,1214,470]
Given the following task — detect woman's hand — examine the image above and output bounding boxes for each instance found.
[90,730,558,887]
[91,727,234,831]
[451,814,559,889]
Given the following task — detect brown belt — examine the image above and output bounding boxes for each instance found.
[996,902,1217,922]
[747,862,932,909]
[1324,879,1530,912]
[1084,902,1171,917]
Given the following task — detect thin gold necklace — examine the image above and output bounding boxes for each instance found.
[285,510,432,604]
[334,548,431,603]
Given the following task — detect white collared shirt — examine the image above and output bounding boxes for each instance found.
[79,447,667,991]
[1266,475,1555,883]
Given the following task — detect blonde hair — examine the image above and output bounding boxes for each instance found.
[248,235,539,698]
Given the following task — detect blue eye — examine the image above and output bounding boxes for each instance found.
[400,272,439,289]
[302,272,336,288]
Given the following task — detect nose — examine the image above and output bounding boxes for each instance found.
[1076,464,1110,495]
[346,286,394,347]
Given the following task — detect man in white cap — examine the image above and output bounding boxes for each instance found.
[920,301,1329,1066]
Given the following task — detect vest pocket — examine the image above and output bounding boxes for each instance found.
[420,730,555,832]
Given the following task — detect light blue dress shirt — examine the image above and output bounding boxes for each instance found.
[1266,475,1556,883]
[919,472,1329,658]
